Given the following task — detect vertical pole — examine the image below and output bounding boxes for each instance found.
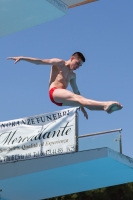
[75,108,79,152]
[119,131,122,154]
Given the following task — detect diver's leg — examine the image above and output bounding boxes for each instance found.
[52,89,123,113]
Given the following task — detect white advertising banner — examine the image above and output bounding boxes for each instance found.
[0,107,78,164]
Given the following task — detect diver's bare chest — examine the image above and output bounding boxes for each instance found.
[53,65,73,81]
[61,69,73,81]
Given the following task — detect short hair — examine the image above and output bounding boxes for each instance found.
[72,52,85,62]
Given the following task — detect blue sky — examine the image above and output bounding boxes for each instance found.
[0,0,133,157]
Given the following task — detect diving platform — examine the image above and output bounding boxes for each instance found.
[0,0,98,38]
[0,108,131,200]
[0,147,133,200]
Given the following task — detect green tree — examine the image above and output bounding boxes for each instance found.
[47,182,133,200]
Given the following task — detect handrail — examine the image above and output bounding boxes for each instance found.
[78,128,122,138]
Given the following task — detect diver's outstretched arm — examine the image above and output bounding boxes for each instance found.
[7,56,64,66]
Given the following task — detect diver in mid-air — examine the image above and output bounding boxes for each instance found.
[7,52,123,119]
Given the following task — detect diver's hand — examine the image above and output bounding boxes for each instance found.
[80,107,88,119]
[7,56,22,64]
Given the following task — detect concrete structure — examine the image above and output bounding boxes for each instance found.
[0,147,133,200]
[0,0,98,37]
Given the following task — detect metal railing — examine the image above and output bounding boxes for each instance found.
[78,128,122,153]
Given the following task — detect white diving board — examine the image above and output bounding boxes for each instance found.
[0,147,133,200]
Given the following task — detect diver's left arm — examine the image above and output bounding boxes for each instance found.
[70,74,88,119]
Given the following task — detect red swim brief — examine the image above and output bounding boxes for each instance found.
[49,87,63,106]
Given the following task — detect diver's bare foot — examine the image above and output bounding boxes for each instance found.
[104,102,123,114]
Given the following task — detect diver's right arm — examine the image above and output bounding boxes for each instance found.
[7,56,64,65]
